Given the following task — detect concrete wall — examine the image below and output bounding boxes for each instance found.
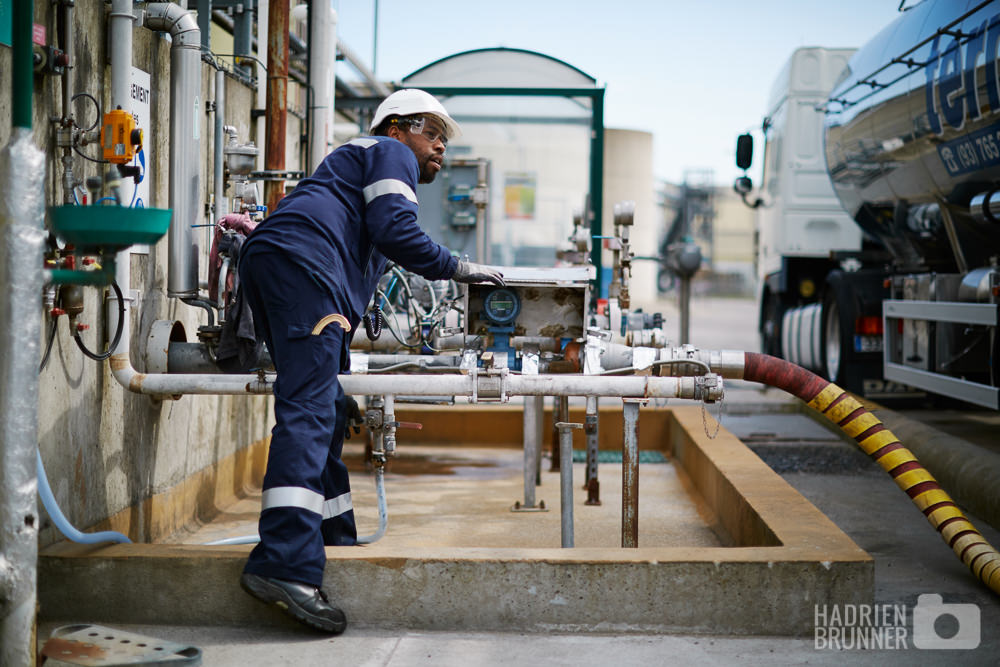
[2,2,289,547]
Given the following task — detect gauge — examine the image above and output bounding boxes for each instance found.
[482,287,520,326]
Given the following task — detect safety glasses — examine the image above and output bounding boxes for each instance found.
[405,116,448,146]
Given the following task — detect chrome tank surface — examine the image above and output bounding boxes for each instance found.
[824,0,1000,271]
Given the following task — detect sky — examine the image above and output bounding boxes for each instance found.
[330,0,906,188]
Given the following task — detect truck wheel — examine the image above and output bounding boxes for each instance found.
[761,293,784,357]
[823,291,845,384]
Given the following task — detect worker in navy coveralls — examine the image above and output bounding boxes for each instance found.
[238,90,504,633]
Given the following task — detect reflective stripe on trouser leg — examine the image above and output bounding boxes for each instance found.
[239,248,356,586]
[321,390,357,546]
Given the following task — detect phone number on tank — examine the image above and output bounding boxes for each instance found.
[937,121,1000,177]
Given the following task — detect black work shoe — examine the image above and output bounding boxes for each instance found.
[240,573,347,634]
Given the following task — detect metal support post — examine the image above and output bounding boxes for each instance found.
[556,421,583,547]
[679,275,691,345]
[584,396,601,505]
[514,395,547,511]
[622,399,644,547]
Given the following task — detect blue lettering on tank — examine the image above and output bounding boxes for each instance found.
[939,37,965,130]
[926,12,1000,136]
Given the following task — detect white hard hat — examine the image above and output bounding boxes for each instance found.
[368,89,462,140]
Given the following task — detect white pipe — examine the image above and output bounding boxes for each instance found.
[308,4,334,172]
[143,3,202,298]
[108,361,701,400]
[213,68,227,223]
[110,0,133,109]
[108,0,134,379]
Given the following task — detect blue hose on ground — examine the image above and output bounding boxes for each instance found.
[36,449,132,544]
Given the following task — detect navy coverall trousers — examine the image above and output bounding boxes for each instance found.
[239,245,357,587]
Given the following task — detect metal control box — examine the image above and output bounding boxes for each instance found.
[463,266,592,342]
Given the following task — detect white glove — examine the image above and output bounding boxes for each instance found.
[452,260,505,286]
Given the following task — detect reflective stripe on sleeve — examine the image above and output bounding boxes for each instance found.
[261,486,325,515]
[363,178,417,204]
[322,492,354,520]
[348,138,378,149]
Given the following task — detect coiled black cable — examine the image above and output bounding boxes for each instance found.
[364,307,383,341]
[73,280,125,362]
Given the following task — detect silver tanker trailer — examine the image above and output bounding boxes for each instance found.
[736,0,1000,409]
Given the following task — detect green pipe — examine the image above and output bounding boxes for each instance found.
[589,89,605,297]
[12,0,33,129]
[45,262,118,287]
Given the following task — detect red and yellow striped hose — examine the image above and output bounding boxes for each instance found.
[743,352,1000,595]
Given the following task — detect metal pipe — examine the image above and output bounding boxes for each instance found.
[108,0,136,376]
[143,3,202,298]
[0,3,46,654]
[336,39,391,98]
[556,422,582,547]
[59,0,76,204]
[308,1,334,172]
[264,0,289,212]
[214,68,228,223]
[109,363,709,400]
[520,396,543,508]
[622,399,641,547]
[475,159,488,262]
[970,190,1000,225]
[679,275,691,344]
[256,0,269,172]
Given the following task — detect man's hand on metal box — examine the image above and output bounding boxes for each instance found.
[453,260,505,286]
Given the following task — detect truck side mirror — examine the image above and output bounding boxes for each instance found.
[736,133,754,171]
[734,175,753,195]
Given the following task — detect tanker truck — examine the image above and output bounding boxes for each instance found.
[735,0,1000,409]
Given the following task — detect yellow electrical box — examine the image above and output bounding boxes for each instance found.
[101,109,142,164]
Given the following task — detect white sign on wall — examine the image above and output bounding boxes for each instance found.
[125,67,151,253]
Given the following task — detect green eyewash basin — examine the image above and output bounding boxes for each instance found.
[48,205,171,250]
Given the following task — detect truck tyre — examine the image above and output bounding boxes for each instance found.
[761,292,784,357]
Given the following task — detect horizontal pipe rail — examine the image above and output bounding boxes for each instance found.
[110,354,720,401]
